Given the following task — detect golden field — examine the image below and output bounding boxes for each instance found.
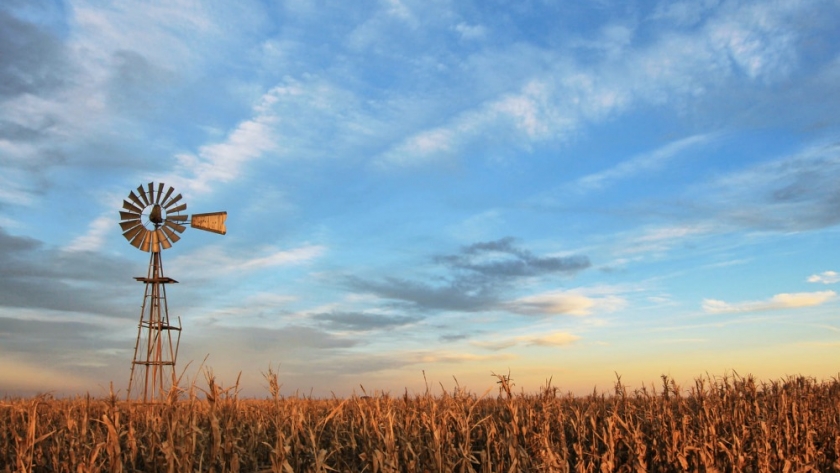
[2,369,839,472]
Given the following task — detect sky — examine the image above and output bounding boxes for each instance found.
[2,0,840,399]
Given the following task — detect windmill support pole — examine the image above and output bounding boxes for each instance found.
[127,247,181,402]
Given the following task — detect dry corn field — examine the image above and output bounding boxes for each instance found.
[2,370,840,472]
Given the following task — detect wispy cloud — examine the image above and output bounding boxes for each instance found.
[375,0,814,169]
[807,271,839,285]
[348,237,589,312]
[691,142,840,231]
[505,289,625,317]
[311,311,423,332]
[169,87,284,194]
[171,244,326,279]
[703,291,836,314]
[0,227,134,316]
[574,133,715,193]
[63,215,113,253]
[454,22,487,41]
[608,224,717,261]
[526,332,581,347]
[472,331,581,350]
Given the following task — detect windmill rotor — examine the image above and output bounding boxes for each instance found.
[119,181,227,252]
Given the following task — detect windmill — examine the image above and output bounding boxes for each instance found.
[119,182,226,402]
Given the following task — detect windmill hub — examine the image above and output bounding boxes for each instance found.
[149,204,164,224]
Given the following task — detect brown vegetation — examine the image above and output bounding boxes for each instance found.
[2,369,840,472]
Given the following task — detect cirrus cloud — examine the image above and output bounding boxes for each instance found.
[807,271,839,285]
[505,289,626,317]
[702,290,836,314]
[472,331,581,351]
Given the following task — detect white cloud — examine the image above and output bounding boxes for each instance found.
[706,3,798,80]
[506,289,626,316]
[807,271,839,285]
[526,332,581,347]
[63,215,114,252]
[170,87,283,194]
[617,224,716,256]
[375,1,809,170]
[650,1,718,26]
[574,133,715,192]
[703,290,836,314]
[171,244,326,279]
[689,142,840,231]
[454,22,486,40]
[472,331,581,350]
[415,351,515,364]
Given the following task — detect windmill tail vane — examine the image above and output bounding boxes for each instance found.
[119,181,227,402]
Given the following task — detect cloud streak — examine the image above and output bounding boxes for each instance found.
[703,291,836,314]
[171,244,326,279]
[504,290,625,317]
[807,271,839,285]
[348,237,590,313]
[574,134,715,193]
[472,331,581,351]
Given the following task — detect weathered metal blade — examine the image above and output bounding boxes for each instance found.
[168,203,187,214]
[161,225,181,244]
[128,191,144,209]
[141,230,153,252]
[120,211,141,222]
[167,214,188,222]
[161,186,174,206]
[156,229,172,250]
[164,220,186,233]
[147,182,155,204]
[137,185,150,206]
[150,229,160,253]
[190,211,227,235]
[120,220,142,232]
[123,225,144,241]
[164,194,183,209]
[123,200,143,214]
[155,183,164,204]
[130,229,147,249]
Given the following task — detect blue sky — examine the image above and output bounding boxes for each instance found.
[2,0,840,397]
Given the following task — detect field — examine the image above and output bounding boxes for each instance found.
[2,370,839,472]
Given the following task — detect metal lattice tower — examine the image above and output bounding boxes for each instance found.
[128,248,181,402]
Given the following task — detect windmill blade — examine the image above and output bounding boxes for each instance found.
[168,203,187,214]
[149,229,160,253]
[141,230,153,252]
[161,225,181,244]
[120,211,141,222]
[123,225,145,242]
[120,220,142,232]
[166,214,188,222]
[137,185,150,206]
[156,229,172,250]
[128,191,145,208]
[123,200,143,214]
[161,186,174,206]
[164,220,186,233]
[147,182,156,204]
[130,229,147,249]
[164,193,182,209]
[155,183,165,204]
